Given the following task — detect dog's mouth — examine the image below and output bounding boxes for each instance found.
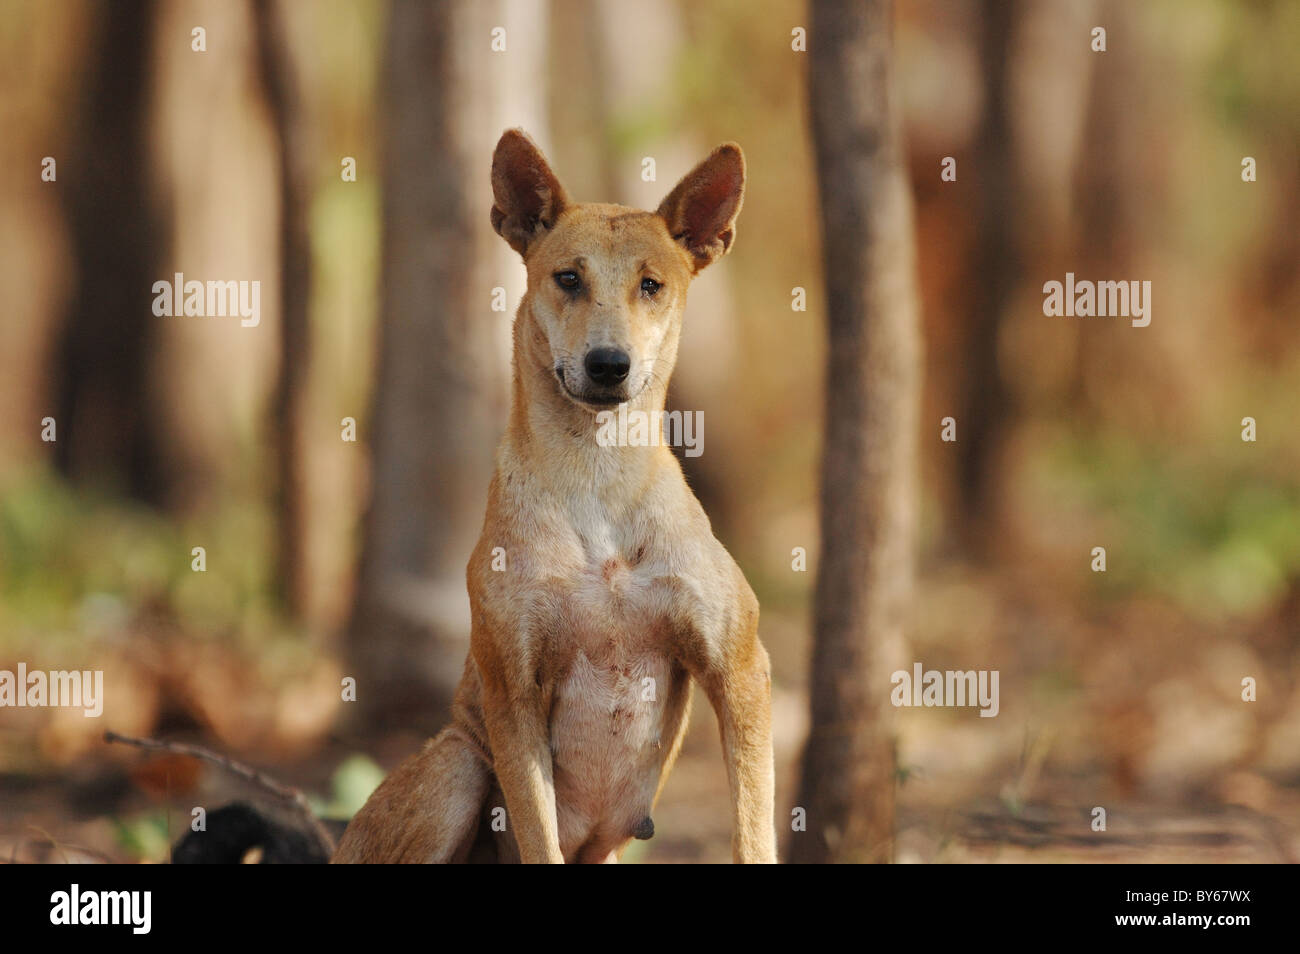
[554,366,638,410]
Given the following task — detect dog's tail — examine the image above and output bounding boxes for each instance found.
[171,802,337,864]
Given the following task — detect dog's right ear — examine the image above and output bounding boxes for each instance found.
[491,129,569,257]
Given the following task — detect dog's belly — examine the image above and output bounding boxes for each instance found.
[546,559,679,862]
[550,649,672,860]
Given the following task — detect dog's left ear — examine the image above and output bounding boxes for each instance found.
[656,143,745,272]
[491,129,570,257]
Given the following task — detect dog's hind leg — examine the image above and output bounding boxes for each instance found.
[331,727,491,863]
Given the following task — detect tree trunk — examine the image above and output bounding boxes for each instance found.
[344,0,510,727]
[955,0,1020,554]
[793,0,920,864]
[1068,0,1142,415]
[252,0,312,618]
[52,0,169,503]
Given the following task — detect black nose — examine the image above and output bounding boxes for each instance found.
[584,348,631,386]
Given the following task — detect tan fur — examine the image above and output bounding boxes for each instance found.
[333,130,775,864]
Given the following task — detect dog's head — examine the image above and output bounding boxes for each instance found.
[491,129,744,410]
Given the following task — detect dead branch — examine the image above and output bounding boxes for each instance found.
[103,730,335,859]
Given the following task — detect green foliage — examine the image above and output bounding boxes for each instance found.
[1195,0,1300,132]
[0,467,286,653]
[310,754,387,820]
[1046,433,1299,618]
[111,810,172,864]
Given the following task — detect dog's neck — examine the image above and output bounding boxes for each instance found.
[503,300,676,501]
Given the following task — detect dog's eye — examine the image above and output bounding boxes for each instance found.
[640,277,662,297]
[554,271,581,291]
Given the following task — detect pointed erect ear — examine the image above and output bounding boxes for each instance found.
[491,129,570,257]
[656,143,745,272]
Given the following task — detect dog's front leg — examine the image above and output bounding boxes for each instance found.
[480,675,564,864]
[706,643,777,863]
[682,590,777,864]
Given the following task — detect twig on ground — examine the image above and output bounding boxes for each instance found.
[103,730,335,859]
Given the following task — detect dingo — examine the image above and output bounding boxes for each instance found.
[333,130,775,864]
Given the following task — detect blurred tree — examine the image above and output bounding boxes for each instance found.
[344,0,508,726]
[793,0,920,864]
[252,0,312,618]
[1069,0,1162,420]
[954,0,1022,554]
[51,0,171,503]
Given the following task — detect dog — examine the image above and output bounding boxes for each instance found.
[333,129,775,864]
